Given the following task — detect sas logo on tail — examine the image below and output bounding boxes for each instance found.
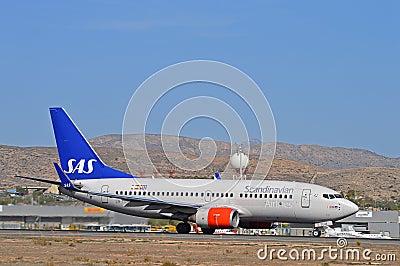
[64,159,97,174]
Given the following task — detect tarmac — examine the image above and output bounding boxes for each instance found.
[0,229,398,246]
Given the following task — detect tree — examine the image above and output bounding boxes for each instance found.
[15,186,28,196]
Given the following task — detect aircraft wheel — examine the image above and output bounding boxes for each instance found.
[312,229,322,237]
[176,222,191,234]
[202,228,216,235]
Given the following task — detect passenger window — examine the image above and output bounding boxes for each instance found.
[138,191,141,196]
[284,194,287,199]
[166,192,169,196]
[245,194,248,198]
[230,193,233,197]
[254,194,257,198]
[269,194,272,198]
[289,195,293,199]
[240,193,243,198]
[181,192,184,196]
[195,192,198,197]
[274,194,277,199]
[115,191,118,195]
[129,191,132,195]
[161,192,164,196]
[190,192,194,197]
[201,193,204,197]
[279,194,283,199]
[216,193,219,197]
[225,193,229,197]
[249,194,253,198]
[211,193,214,197]
[157,192,160,196]
[186,192,189,196]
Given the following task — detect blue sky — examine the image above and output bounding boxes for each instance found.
[0,1,399,157]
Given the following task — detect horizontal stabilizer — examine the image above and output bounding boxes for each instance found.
[15,175,61,185]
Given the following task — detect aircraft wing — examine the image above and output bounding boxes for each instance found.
[82,189,201,214]
[53,163,201,214]
[16,171,199,214]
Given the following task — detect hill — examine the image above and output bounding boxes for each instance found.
[91,134,400,170]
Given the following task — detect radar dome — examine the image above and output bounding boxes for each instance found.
[230,152,249,169]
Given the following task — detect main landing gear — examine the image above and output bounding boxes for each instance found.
[176,222,215,235]
[175,222,216,235]
[176,222,191,234]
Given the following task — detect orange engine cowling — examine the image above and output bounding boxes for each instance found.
[194,207,239,229]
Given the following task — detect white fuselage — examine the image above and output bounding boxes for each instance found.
[60,177,359,224]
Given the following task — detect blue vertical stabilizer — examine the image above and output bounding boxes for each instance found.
[50,107,133,180]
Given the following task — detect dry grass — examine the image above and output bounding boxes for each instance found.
[0,235,398,265]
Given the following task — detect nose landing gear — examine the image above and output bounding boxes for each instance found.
[313,221,332,237]
[312,229,322,237]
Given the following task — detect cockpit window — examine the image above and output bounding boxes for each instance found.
[323,193,340,199]
[334,194,344,198]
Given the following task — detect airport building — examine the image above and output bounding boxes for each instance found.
[0,205,398,238]
[336,210,400,238]
[0,205,147,230]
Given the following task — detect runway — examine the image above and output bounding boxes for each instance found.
[0,229,398,246]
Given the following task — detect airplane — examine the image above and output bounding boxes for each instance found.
[16,107,359,235]
[322,225,392,239]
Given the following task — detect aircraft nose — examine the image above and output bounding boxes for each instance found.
[342,200,359,216]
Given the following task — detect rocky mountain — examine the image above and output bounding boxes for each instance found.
[91,134,400,170]
[274,143,400,170]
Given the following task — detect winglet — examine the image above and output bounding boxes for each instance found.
[214,172,221,180]
[54,163,75,190]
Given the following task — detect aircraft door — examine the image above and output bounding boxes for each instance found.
[101,185,109,203]
[204,190,212,202]
[301,189,311,208]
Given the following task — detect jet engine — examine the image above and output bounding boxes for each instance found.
[191,207,239,229]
